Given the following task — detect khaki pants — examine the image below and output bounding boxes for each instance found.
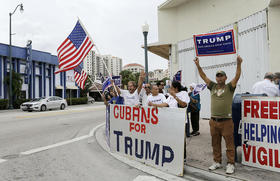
[209,119,235,164]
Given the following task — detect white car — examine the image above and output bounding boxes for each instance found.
[88,96,95,104]
[21,96,68,112]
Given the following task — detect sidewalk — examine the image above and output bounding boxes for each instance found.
[186,119,280,181]
[95,119,280,181]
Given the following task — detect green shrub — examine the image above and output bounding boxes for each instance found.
[66,97,88,105]
[0,99,8,110]
[13,99,30,109]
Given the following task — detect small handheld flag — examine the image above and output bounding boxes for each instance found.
[193,83,207,96]
[102,78,111,92]
[173,70,182,82]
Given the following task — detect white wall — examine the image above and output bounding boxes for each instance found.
[55,67,62,86]
[158,0,269,44]
[66,69,76,87]
[268,5,280,72]
[177,10,269,118]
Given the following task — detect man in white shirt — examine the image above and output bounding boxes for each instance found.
[274,72,280,95]
[252,72,280,97]
[157,81,167,95]
[140,83,151,107]
[147,85,166,106]
[114,70,145,106]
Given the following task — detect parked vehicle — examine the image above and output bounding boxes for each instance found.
[21,96,68,112]
[88,96,95,104]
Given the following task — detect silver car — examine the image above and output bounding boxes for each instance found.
[21,96,68,112]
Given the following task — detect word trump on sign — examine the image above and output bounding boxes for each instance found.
[193,29,236,56]
[242,97,280,173]
[110,105,186,176]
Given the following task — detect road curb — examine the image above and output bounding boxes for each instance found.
[94,124,242,181]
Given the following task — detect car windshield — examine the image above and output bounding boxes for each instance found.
[31,97,45,102]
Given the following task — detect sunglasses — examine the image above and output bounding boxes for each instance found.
[145,86,150,89]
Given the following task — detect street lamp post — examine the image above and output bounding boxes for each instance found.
[142,22,149,83]
[9,3,24,109]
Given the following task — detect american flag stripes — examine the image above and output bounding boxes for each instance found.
[74,64,88,89]
[55,20,94,74]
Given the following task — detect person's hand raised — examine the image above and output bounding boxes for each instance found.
[237,55,243,64]
[193,57,200,66]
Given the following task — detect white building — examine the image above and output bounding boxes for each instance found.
[84,50,95,76]
[153,69,165,81]
[123,63,144,73]
[163,69,169,79]
[84,51,122,80]
[148,0,280,118]
[103,55,122,76]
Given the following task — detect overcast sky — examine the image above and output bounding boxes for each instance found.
[0,0,167,71]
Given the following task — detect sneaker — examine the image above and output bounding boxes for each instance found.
[193,132,200,136]
[209,162,221,171]
[190,131,195,135]
[226,163,235,174]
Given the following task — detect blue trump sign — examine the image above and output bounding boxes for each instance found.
[193,29,236,56]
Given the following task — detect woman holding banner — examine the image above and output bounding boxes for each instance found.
[149,80,190,163]
[149,81,189,108]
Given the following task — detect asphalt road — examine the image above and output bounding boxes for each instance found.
[0,103,154,181]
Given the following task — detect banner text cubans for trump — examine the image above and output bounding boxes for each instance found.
[109,105,186,176]
[242,97,280,172]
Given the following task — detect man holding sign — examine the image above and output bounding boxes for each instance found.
[194,55,243,174]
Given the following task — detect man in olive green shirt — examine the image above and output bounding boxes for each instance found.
[194,56,243,174]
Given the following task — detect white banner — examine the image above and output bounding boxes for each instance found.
[110,105,186,176]
[242,96,280,172]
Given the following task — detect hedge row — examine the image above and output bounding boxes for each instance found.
[0,99,8,110]
[13,99,30,109]
[66,97,88,105]
[0,99,30,110]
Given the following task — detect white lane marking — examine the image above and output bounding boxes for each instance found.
[20,135,90,155]
[133,175,162,181]
[0,159,7,163]
[21,122,105,155]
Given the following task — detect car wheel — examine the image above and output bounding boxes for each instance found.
[41,105,47,111]
[28,110,32,112]
[60,104,65,110]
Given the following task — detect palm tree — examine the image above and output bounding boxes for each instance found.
[4,71,23,100]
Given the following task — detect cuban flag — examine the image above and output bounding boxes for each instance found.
[74,63,88,90]
[55,20,94,74]
[102,77,111,92]
[193,83,207,96]
[112,76,121,87]
[173,70,182,82]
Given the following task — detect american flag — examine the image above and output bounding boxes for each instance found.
[55,20,94,73]
[74,64,88,89]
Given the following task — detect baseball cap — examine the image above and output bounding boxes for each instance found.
[216,70,226,76]
[274,72,280,79]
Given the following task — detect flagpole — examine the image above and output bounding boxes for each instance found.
[94,46,120,96]
[78,17,119,96]
[87,77,103,97]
